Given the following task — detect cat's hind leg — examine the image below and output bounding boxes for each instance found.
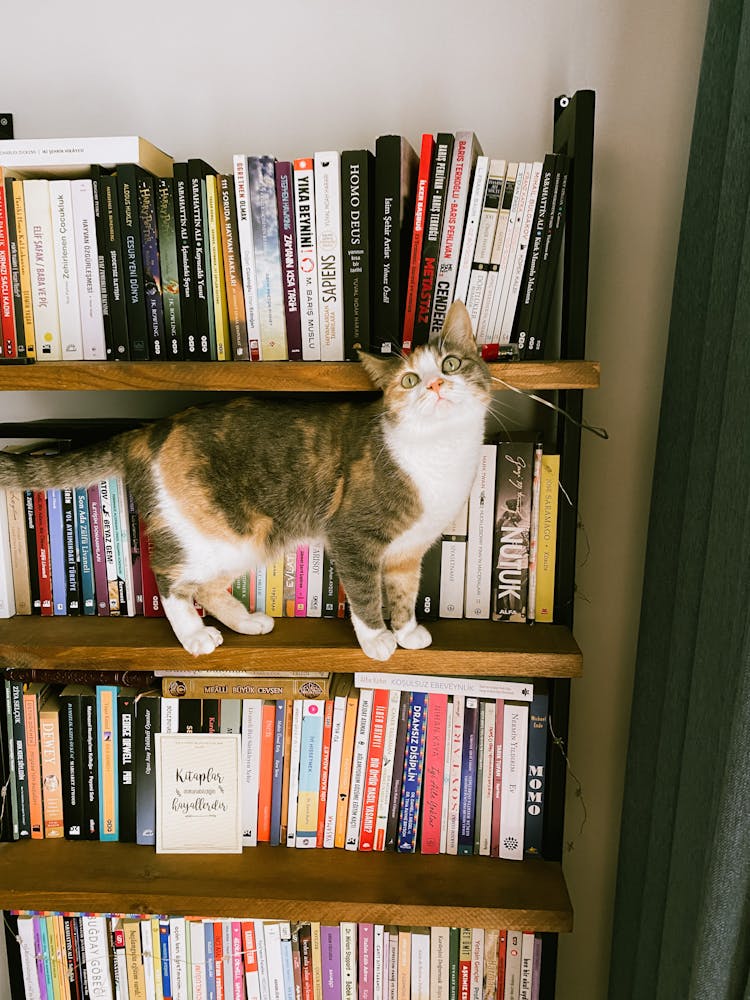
[328,546,397,661]
[195,582,275,636]
[159,588,225,657]
[383,549,433,651]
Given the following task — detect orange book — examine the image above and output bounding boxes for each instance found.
[334,691,360,848]
[23,683,48,839]
[39,691,64,838]
[280,701,293,844]
[257,701,276,842]
[315,700,334,846]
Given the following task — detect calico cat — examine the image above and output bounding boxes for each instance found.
[0,302,491,661]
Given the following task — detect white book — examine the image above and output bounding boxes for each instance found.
[453,155,490,304]
[70,178,107,359]
[263,923,285,1000]
[430,927,450,1000]
[247,155,287,360]
[373,925,385,1000]
[111,918,130,1000]
[340,922,357,1000]
[168,917,188,1000]
[279,923,295,1000]
[0,135,172,175]
[387,933,399,1000]
[344,686,374,850]
[487,161,533,345]
[499,702,529,860]
[190,919,208,1000]
[519,933,535,1000]
[22,178,62,360]
[372,688,402,851]
[439,699,454,854]
[222,920,234,1000]
[48,179,84,358]
[243,922,262,1000]
[242,698,263,845]
[254,919,272,1000]
[476,162,519,344]
[479,700,496,856]
[498,161,543,344]
[504,931,523,1000]
[98,478,120,615]
[140,920,156,1000]
[438,499,469,618]
[313,151,344,360]
[232,154,262,360]
[465,159,507,330]
[353,672,533,702]
[285,698,304,846]
[160,697,179,734]
[411,928,431,1000]
[293,157,321,360]
[0,491,16,618]
[470,929,484,1000]
[17,917,42,1000]
[445,693,465,855]
[306,540,325,618]
[464,444,498,619]
[322,692,348,847]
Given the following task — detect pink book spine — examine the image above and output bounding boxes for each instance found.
[295,544,309,616]
[87,484,109,616]
[358,689,390,851]
[420,692,448,854]
[231,921,244,1000]
[358,923,374,1000]
[490,698,505,857]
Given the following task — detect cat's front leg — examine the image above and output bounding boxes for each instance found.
[159,588,224,657]
[195,582,274,636]
[383,549,433,651]
[330,548,397,661]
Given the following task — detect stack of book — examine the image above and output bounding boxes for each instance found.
[0,133,568,364]
[0,671,549,862]
[10,911,544,1000]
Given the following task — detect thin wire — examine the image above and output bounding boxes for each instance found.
[490,376,609,440]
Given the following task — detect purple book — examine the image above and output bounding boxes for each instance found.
[321,925,342,1000]
[87,484,109,616]
[126,487,143,615]
[358,924,374,1000]
[274,161,303,361]
[458,697,480,855]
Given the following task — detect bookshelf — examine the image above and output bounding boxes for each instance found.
[0,91,595,997]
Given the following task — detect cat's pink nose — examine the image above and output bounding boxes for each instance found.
[427,377,445,396]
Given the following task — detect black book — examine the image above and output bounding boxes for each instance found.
[4,914,25,998]
[136,172,168,359]
[58,685,86,839]
[524,680,549,858]
[62,486,81,615]
[512,153,558,355]
[341,149,374,359]
[384,690,411,850]
[274,163,302,362]
[415,538,441,622]
[4,177,30,361]
[371,135,419,355]
[74,916,92,1000]
[172,162,198,357]
[491,436,536,622]
[0,681,17,841]
[187,157,217,359]
[117,687,137,842]
[91,168,130,359]
[135,691,159,846]
[79,685,99,839]
[8,679,30,838]
[412,133,454,349]
[116,164,151,359]
[62,915,79,998]
[202,699,220,734]
[178,698,202,734]
[23,489,41,613]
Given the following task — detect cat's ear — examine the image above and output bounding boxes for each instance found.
[357,351,401,391]
[430,300,478,354]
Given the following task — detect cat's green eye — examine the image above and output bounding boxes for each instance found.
[442,355,462,374]
[401,372,421,389]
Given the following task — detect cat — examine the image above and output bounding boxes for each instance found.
[0,301,492,661]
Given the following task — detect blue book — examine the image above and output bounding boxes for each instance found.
[74,487,97,615]
[295,700,325,848]
[37,916,55,1000]
[46,488,67,615]
[397,691,429,852]
[458,697,480,855]
[96,684,119,841]
[270,700,286,846]
[205,920,217,1000]
[280,923,296,1000]
[159,920,172,999]
[524,684,550,857]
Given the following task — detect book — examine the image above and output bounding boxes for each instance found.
[419,692,448,855]
[21,682,47,839]
[503,931,522,1000]
[384,690,411,851]
[186,157,217,360]
[358,688,389,851]
[295,700,325,848]
[0,493,16,617]
[534,454,560,622]
[172,162,198,359]
[523,682,549,858]
[248,155,288,360]
[315,698,334,846]
[526,440,544,624]
[464,443,497,619]
[453,154,490,305]
[257,700,277,843]
[48,179,84,358]
[476,161,518,347]
[334,689,360,848]
[58,685,85,839]
[438,500,469,618]
[354,672,533,702]
[0,176,22,361]
[291,157,321,361]
[314,151,344,361]
[1,681,19,840]
[22,179,62,359]
[320,925,341,1000]
[91,168,130,358]
[412,132,454,349]
[241,698,262,846]
[5,681,29,839]
[74,485,96,615]
[322,689,349,847]
[498,161,544,346]
[373,689,402,851]
[499,701,529,860]
[396,691,428,852]
[39,690,65,838]
[492,438,535,622]
[457,696,479,855]
[5,498,29,619]
[155,176,184,359]
[477,699,495,857]
[206,172,232,361]
[96,684,119,841]
[0,135,173,175]
[371,134,419,355]
[344,687,373,851]
[9,177,36,359]
[341,149,374,359]
[270,699,287,846]
[135,691,160,846]
[274,161,302,361]
[430,927,450,1000]
[161,675,330,700]
[463,159,506,330]
[115,163,152,359]
[402,133,435,353]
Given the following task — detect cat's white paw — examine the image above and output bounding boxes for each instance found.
[239,612,275,635]
[183,626,224,657]
[394,622,432,650]
[359,629,398,661]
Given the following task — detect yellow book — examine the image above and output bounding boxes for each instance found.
[45,915,62,1000]
[57,916,71,1000]
[97,685,118,840]
[310,921,323,1000]
[334,691,360,848]
[534,454,560,622]
[397,929,412,1000]
[206,173,231,361]
[10,176,36,359]
[265,557,285,617]
[123,919,148,1000]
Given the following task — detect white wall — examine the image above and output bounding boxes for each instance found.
[1,1,710,996]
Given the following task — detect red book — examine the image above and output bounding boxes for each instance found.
[257,701,277,842]
[33,490,53,616]
[138,521,165,618]
[358,688,390,851]
[419,692,448,854]
[86,485,109,617]
[241,921,259,987]
[401,134,435,354]
[490,698,505,857]
[214,921,225,1000]
[497,929,507,1000]
[0,179,18,358]
[316,699,334,846]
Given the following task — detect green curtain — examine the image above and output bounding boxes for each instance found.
[608,0,750,997]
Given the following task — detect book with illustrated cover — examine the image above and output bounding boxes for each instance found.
[341,149,374,359]
[492,437,535,622]
[248,155,288,361]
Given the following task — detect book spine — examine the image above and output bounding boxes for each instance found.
[116,690,136,842]
[58,691,84,839]
[340,923,357,1000]
[80,690,98,840]
[313,151,343,361]
[476,162,518,346]
[9,177,35,359]
[412,133,454,349]
[485,161,532,348]
[241,698,262,846]
[344,687,373,851]
[534,454,560,622]
[136,693,159,845]
[215,173,248,361]
[396,691,428,852]
[232,155,261,361]
[526,440,544,624]
[315,699,334,847]
[453,155,490,305]
[70,179,107,360]
[49,178,85,358]
[322,694,347,848]
[0,176,18,359]
[384,691,410,851]
[525,157,570,358]
[242,921,261,1000]
[280,703,294,845]
[439,699,453,854]
[492,440,534,622]
[419,692,447,854]
[172,162,198,359]
[464,159,506,331]
[22,690,44,839]
[446,694,465,855]
[86,170,114,360]
[295,700,325,848]
[292,158,320,361]
[320,925,341,1000]
[116,165,150,359]
[358,923,374,1000]
[8,681,29,837]
[206,172,231,361]
[523,686,549,858]
[305,541,324,619]
[270,700,287,846]
[334,692,359,849]
[96,172,131,358]
[275,162,302,361]
[111,477,133,615]
[187,159,215,359]
[438,500,469,618]
[358,688,389,851]
[499,702,529,860]
[74,487,96,615]
[373,689,401,852]
[416,538,441,621]
[498,161,544,345]
[294,544,309,617]
[22,490,40,613]
[4,491,29,617]
[285,699,304,847]
[62,486,81,615]
[463,444,497,619]
[341,149,373,358]
[155,177,184,359]
[86,484,109,616]
[457,697,479,855]
[96,685,119,841]
[46,488,67,615]
[39,699,64,838]
[32,490,53,616]
[478,700,495,856]
[248,155,288,360]
[22,179,62,359]
[257,700,276,842]
[401,134,435,353]
[512,154,557,355]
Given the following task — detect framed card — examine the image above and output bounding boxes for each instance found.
[155,733,243,853]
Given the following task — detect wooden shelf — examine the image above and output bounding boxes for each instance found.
[0,616,582,676]
[0,841,573,932]
[0,359,600,393]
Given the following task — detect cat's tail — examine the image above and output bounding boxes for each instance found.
[0,437,127,490]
